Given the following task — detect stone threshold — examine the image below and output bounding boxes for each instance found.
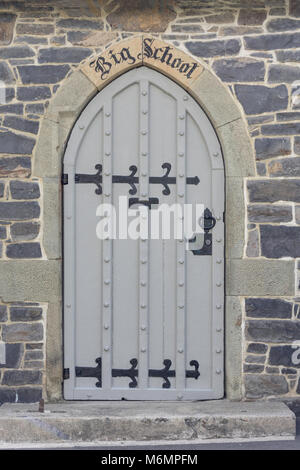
[0,400,295,445]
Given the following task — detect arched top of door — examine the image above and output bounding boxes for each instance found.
[34,35,255,179]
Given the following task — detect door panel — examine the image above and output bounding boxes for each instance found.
[64,67,224,400]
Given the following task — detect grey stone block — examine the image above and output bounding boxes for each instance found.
[245,354,266,364]
[0,202,40,221]
[2,370,42,386]
[244,364,265,373]
[0,46,34,59]
[10,180,40,200]
[10,306,43,322]
[235,84,288,115]
[245,32,300,50]
[238,9,267,25]
[245,374,289,398]
[267,18,300,32]
[246,320,300,343]
[0,156,31,178]
[248,204,293,223]
[24,361,44,369]
[2,323,43,342]
[0,226,6,239]
[268,157,300,177]
[246,229,259,257]
[26,343,43,350]
[16,23,54,35]
[0,104,23,115]
[256,162,266,176]
[24,350,43,361]
[0,12,16,46]
[38,47,92,64]
[25,103,44,115]
[255,137,291,160]
[18,65,70,84]
[0,343,24,369]
[185,39,241,57]
[245,298,293,319]
[277,112,300,121]
[295,137,300,155]
[11,222,40,241]
[269,346,300,368]
[248,179,300,203]
[57,19,103,29]
[0,389,16,403]
[269,64,300,83]
[16,36,48,45]
[0,61,14,83]
[247,343,268,354]
[0,130,35,155]
[3,116,39,135]
[260,225,300,258]
[290,0,300,16]
[0,304,7,321]
[6,242,42,259]
[276,50,300,62]
[17,86,51,101]
[213,58,265,82]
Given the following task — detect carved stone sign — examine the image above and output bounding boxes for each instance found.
[81,36,203,89]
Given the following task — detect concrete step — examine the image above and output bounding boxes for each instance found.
[0,400,295,445]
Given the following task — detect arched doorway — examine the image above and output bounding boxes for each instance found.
[63,66,224,400]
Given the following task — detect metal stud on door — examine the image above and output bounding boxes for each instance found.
[63,67,224,400]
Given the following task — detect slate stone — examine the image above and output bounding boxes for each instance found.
[10,306,43,322]
[248,204,293,223]
[268,157,300,177]
[2,323,43,342]
[2,370,42,386]
[245,354,266,364]
[245,32,300,50]
[10,222,40,241]
[276,112,300,121]
[247,343,268,354]
[282,368,297,375]
[220,26,263,36]
[0,156,31,178]
[0,201,40,220]
[261,123,300,135]
[256,162,266,176]
[269,345,300,368]
[3,116,39,135]
[246,229,259,258]
[238,9,267,25]
[235,84,288,115]
[0,388,16,403]
[171,24,204,33]
[6,242,42,259]
[0,61,15,84]
[269,7,286,15]
[50,36,66,46]
[0,226,6,240]
[290,0,300,17]
[246,320,300,343]
[0,104,23,115]
[15,387,43,403]
[255,137,291,160]
[205,12,235,24]
[243,364,264,373]
[185,39,241,58]
[213,58,265,82]
[0,13,16,45]
[24,361,44,369]
[16,36,48,45]
[25,103,44,115]
[17,86,51,102]
[38,47,92,64]
[0,304,7,321]
[25,350,43,361]
[269,64,300,83]
[5,87,15,103]
[18,65,70,84]
[267,18,300,31]
[245,298,293,319]
[10,181,40,200]
[0,131,35,155]
[16,23,54,36]
[57,19,103,29]
[248,180,300,203]
[276,50,300,62]
[248,115,274,125]
[297,379,300,395]
[245,374,288,398]
[260,225,300,258]
[295,137,300,155]
[0,343,24,369]
[0,46,35,59]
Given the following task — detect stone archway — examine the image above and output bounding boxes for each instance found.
[33,35,255,401]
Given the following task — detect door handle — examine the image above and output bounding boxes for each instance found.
[188,208,216,256]
[128,197,159,209]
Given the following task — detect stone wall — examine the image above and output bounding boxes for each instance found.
[0,0,300,402]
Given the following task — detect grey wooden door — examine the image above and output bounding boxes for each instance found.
[63,67,224,400]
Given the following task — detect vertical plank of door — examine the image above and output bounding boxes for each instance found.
[102,100,113,391]
[176,99,187,394]
[138,78,149,389]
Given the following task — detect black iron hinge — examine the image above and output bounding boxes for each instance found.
[63,368,70,380]
[62,174,68,185]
